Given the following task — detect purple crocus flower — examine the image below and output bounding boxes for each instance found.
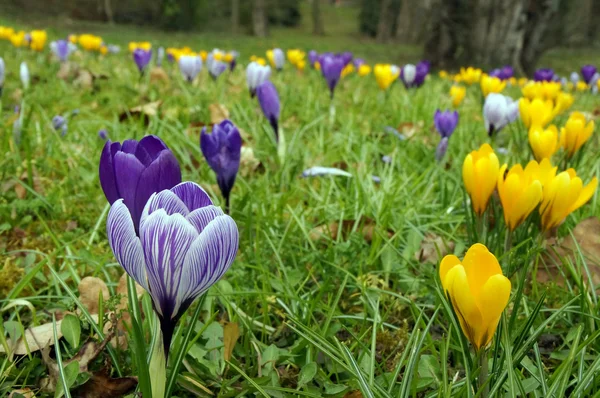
[353,58,365,68]
[207,53,227,80]
[99,135,182,232]
[320,55,345,98]
[436,137,449,162]
[246,62,271,97]
[133,48,152,74]
[434,110,459,138]
[50,40,75,62]
[500,66,514,80]
[483,93,519,136]
[52,115,68,136]
[106,181,239,355]
[339,51,353,66]
[414,60,430,86]
[533,68,555,82]
[228,51,239,71]
[200,120,242,213]
[581,65,597,84]
[308,50,318,68]
[402,61,429,88]
[98,129,108,141]
[256,81,280,141]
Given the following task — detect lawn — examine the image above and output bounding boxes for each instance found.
[1,13,600,398]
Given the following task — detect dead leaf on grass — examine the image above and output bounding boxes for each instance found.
[309,217,393,243]
[209,103,229,124]
[78,277,110,315]
[223,322,240,361]
[118,100,162,125]
[415,233,455,264]
[150,67,169,83]
[8,389,36,398]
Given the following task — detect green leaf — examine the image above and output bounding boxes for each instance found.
[4,321,22,342]
[298,361,317,386]
[324,382,347,395]
[55,360,79,398]
[61,314,81,349]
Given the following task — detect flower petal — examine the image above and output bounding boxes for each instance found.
[114,151,145,221]
[99,141,122,204]
[461,243,502,301]
[187,205,224,234]
[106,199,148,290]
[445,264,483,349]
[439,254,461,289]
[171,182,213,211]
[478,274,511,348]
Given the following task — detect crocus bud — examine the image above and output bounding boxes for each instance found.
[98,129,108,141]
[256,81,281,142]
[200,119,242,213]
[133,49,152,74]
[463,144,500,216]
[208,59,227,80]
[401,64,416,87]
[108,44,120,54]
[434,109,459,138]
[267,48,285,70]
[52,115,68,136]
[308,50,318,67]
[533,68,555,82]
[246,62,271,97]
[50,40,74,62]
[99,135,182,232]
[483,93,519,136]
[20,62,30,89]
[581,65,597,84]
[156,47,165,67]
[570,72,580,85]
[320,55,345,98]
[179,55,202,82]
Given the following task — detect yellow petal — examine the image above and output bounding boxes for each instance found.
[461,243,502,300]
[439,255,461,288]
[570,177,597,213]
[445,265,483,348]
[477,274,511,349]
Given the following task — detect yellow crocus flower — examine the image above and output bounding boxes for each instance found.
[480,74,506,97]
[462,143,500,216]
[224,53,234,63]
[29,30,47,51]
[497,162,543,231]
[341,63,354,78]
[560,112,595,158]
[0,26,15,40]
[374,64,399,90]
[200,50,208,61]
[129,41,151,52]
[519,98,554,129]
[459,67,482,85]
[439,244,511,351]
[450,85,466,107]
[79,34,103,51]
[518,77,529,87]
[576,81,588,92]
[100,45,108,55]
[540,169,597,231]
[552,92,574,116]
[358,64,371,77]
[526,158,557,187]
[439,70,448,79]
[314,61,321,71]
[266,49,275,67]
[528,125,559,161]
[10,31,26,47]
[68,34,78,44]
[509,77,517,86]
[541,81,561,101]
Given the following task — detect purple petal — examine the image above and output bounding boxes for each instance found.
[141,190,189,227]
[138,135,168,162]
[107,200,148,290]
[171,182,213,212]
[99,141,122,204]
[186,205,224,233]
[114,152,145,221]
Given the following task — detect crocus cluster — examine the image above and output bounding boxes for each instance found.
[400,61,429,89]
[267,48,285,70]
[489,66,514,81]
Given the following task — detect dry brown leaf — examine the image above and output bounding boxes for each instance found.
[398,121,424,139]
[11,89,23,102]
[73,367,138,398]
[223,322,240,361]
[118,100,162,125]
[538,217,600,287]
[209,103,229,124]
[8,389,36,398]
[78,277,110,315]
[74,70,93,88]
[150,67,169,83]
[239,146,262,177]
[57,62,79,80]
[115,273,145,332]
[309,217,393,244]
[415,233,455,264]
[14,183,26,199]
[344,391,363,398]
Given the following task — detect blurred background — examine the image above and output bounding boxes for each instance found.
[2,0,599,73]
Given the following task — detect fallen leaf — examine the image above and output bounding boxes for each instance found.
[239,146,262,177]
[73,367,138,398]
[309,217,393,244]
[78,277,110,315]
[344,391,363,398]
[150,67,169,83]
[115,272,145,331]
[223,322,240,361]
[66,221,78,231]
[8,389,36,398]
[119,100,162,125]
[74,70,93,88]
[57,62,79,80]
[209,103,229,124]
[415,233,455,264]
[398,121,424,139]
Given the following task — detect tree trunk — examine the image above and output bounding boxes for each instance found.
[395,0,413,42]
[312,0,325,35]
[424,0,560,75]
[376,0,393,43]
[232,0,240,34]
[396,0,432,43]
[253,0,268,37]
[103,0,114,23]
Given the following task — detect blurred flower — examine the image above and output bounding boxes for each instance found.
[0,57,4,94]
[68,34,78,44]
[401,61,429,88]
[553,92,574,116]
[497,161,543,231]
[489,65,513,80]
[459,67,482,85]
[480,74,506,97]
[106,181,238,354]
[0,26,15,40]
[483,93,519,136]
[256,81,281,142]
[436,137,449,162]
[519,98,554,129]
[576,81,588,92]
[450,85,466,107]
[374,64,399,90]
[207,55,227,80]
[50,40,76,62]
[99,135,182,231]
[267,48,285,70]
[308,50,318,68]
[560,112,595,158]
[29,30,47,51]
[246,62,271,98]
[528,125,559,161]
[521,81,561,101]
[570,72,580,85]
[107,44,120,54]
[401,64,416,87]
[341,63,354,78]
[179,55,202,82]
[439,244,511,350]
[357,64,371,77]
[339,51,353,66]
[129,41,151,52]
[250,55,267,66]
[20,62,30,89]
[52,115,68,136]
[581,65,597,84]
[540,169,597,231]
[320,54,345,98]
[533,68,555,82]
[434,109,459,138]
[133,48,152,74]
[156,47,165,67]
[287,49,306,71]
[78,34,103,52]
[10,31,26,47]
[439,70,448,79]
[353,58,365,68]
[200,120,242,212]
[463,144,500,216]
[98,129,108,141]
[225,51,239,71]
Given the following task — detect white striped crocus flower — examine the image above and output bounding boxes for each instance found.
[106,181,239,355]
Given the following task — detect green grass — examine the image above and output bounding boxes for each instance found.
[1,15,600,398]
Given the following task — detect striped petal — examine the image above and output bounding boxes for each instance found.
[106,199,148,290]
[140,209,199,320]
[187,205,224,234]
[140,190,189,231]
[171,182,213,211]
[176,215,239,317]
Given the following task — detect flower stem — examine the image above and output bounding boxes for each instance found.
[478,349,489,398]
[504,229,512,254]
[149,318,167,398]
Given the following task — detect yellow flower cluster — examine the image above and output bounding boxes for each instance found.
[0,26,15,40]
[341,63,354,78]
[78,34,104,52]
[1,26,47,50]
[167,47,197,62]
[129,41,152,52]
[373,64,399,90]
[455,67,482,85]
[250,55,267,66]
[357,64,371,77]
[286,49,306,71]
[29,30,47,51]
[480,74,506,97]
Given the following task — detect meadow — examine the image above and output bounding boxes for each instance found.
[1,13,600,398]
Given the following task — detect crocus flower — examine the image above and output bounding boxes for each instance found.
[320,55,345,98]
[246,62,271,97]
[528,125,559,161]
[106,181,239,354]
[434,110,459,138]
[497,161,543,231]
[581,65,597,84]
[483,93,519,136]
[439,244,511,350]
[267,48,285,70]
[339,51,353,66]
[256,81,280,142]
[463,144,500,216]
[52,115,68,136]
[519,98,554,129]
[29,30,47,51]
[540,169,597,231]
[459,67,482,85]
[50,40,76,62]
[179,55,202,82]
[353,58,365,68]
[0,57,4,95]
[156,47,165,67]
[308,50,318,67]
[570,72,580,85]
[533,68,555,82]
[489,66,513,80]
[357,64,371,77]
[107,44,120,54]
[99,135,182,232]
[133,48,152,74]
[225,51,239,71]
[200,120,242,213]
[401,64,416,87]
[480,74,506,97]
[207,54,227,80]
[374,64,399,90]
[20,62,30,89]
[560,112,595,158]
[450,85,466,107]
[98,129,108,141]
[436,137,449,162]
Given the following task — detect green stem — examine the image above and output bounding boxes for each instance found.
[478,349,489,398]
[149,317,167,398]
[504,229,512,254]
